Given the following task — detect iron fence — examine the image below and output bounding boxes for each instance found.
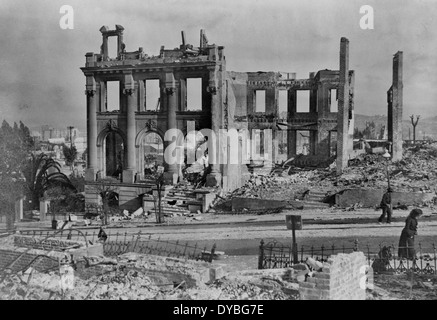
[18,229,216,263]
[103,233,216,263]
[258,239,437,275]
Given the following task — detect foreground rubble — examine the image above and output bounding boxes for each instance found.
[0,252,300,300]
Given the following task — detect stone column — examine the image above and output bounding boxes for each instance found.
[138,80,145,111]
[85,80,97,181]
[101,36,108,57]
[389,51,403,161]
[272,129,279,163]
[123,86,136,183]
[336,37,350,174]
[206,67,222,187]
[164,72,178,184]
[15,197,23,222]
[287,89,297,159]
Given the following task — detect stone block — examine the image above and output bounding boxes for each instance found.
[315,278,330,287]
[209,265,225,283]
[307,277,316,283]
[306,257,324,271]
[314,272,330,279]
[322,267,331,273]
[85,168,96,182]
[122,169,135,184]
[299,282,316,289]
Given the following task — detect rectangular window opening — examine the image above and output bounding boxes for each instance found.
[329,131,337,157]
[330,89,338,112]
[296,90,310,113]
[255,90,266,113]
[108,37,118,59]
[296,130,310,155]
[145,79,160,111]
[106,81,120,112]
[187,78,202,111]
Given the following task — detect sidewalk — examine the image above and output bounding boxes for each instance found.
[2,207,436,231]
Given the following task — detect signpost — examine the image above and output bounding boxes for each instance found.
[286,215,302,264]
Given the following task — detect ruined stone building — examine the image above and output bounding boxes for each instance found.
[81,25,355,210]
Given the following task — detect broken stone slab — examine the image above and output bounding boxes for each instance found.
[208,265,225,283]
[306,257,324,271]
[132,207,144,217]
[289,263,310,282]
[118,252,140,262]
[83,256,118,266]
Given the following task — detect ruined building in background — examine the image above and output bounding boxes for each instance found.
[81,25,355,210]
[387,51,403,161]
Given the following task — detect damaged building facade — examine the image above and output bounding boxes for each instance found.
[81,25,355,209]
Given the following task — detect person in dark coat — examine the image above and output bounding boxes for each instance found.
[378,187,393,224]
[398,209,423,260]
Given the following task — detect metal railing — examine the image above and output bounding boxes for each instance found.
[18,229,216,263]
[103,232,216,263]
[258,239,437,274]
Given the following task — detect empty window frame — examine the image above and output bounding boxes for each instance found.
[329,131,337,157]
[108,37,118,59]
[296,90,310,113]
[187,78,202,111]
[106,81,120,112]
[255,90,266,113]
[145,79,160,111]
[329,89,338,112]
[296,130,310,155]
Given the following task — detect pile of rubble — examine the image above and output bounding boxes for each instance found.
[221,172,316,202]
[334,143,437,192]
[368,273,437,300]
[108,208,149,223]
[0,251,303,300]
[215,143,437,210]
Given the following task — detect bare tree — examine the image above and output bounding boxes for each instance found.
[410,115,420,143]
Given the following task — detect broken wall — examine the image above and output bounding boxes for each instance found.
[335,189,434,208]
[299,252,368,300]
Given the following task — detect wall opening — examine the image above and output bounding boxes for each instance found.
[329,131,337,157]
[106,81,120,112]
[187,78,202,111]
[329,89,338,112]
[278,90,288,119]
[255,90,266,112]
[296,90,310,113]
[105,131,124,178]
[296,130,310,155]
[108,37,118,60]
[145,79,160,111]
[251,129,265,160]
[142,132,164,175]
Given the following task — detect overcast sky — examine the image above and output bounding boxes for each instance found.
[1,0,436,131]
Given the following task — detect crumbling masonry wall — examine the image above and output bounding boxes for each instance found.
[299,252,368,300]
[388,51,403,161]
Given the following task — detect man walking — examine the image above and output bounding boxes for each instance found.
[378,187,393,224]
